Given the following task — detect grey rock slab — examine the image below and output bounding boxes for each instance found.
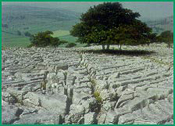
[102,101,112,111]
[116,93,134,108]
[137,105,172,124]
[84,112,96,124]
[118,112,135,124]
[98,113,106,124]
[108,72,120,82]
[2,104,23,124]
[154,99,173,116]
[24,92,67,114]
[72,91,91,104]
[81,97,97,113]
[6,87,28,103]
[69,104,85,123]
[104,110,118,124]
[14,110,61,124]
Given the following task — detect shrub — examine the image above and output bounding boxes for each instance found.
[156,30,173,48]
[59,40,68,45]
[93,91,103,103]
[24,31,32,37]
[17,30,22,36]
[29,31,64,47]
[65,43,76,48]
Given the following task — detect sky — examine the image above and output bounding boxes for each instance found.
[3,2,173,21]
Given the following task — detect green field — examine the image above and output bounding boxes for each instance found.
[2,4,82,48]
[52,30,70,37]
[2,28,84,47]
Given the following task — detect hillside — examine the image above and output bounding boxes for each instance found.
[145,16,173,34]
[2,4,80,47]
[2,4,173,47]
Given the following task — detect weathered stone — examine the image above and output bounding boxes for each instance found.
[2,104,23,124]
[104,110,118,124]
[2,44,173,124]
[118,113,135,124]
[6,87,28,104]
[24,92,67,114]
[14,110,61,124]
[98,113,106,124]
[84,112,96,124]
[69,104,85,123]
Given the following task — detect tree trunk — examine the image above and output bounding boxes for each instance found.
[102,44,105,50]
[107,44,110,50]
[119,44,122,50]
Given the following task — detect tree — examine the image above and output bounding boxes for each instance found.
[24,31,32,37]
[157,30,173,48]
[29,31,63,47]
[70,2,152,50]
[17,30,21,36]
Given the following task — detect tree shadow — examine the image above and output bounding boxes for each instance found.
[79,49,156,56]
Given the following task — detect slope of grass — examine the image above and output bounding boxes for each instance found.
[52,30,70,37]
[2,4,80,47]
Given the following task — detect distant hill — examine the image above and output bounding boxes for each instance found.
[2,4,80,32]
[2,4,81,47]
[145,16,173,34]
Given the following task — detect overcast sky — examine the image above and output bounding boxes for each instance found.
[3,2,173,20]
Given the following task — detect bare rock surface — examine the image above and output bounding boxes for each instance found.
[2,44,173,124]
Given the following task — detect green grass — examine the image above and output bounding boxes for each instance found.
[2,4,80,48]
[2,32,30,47]
[52,30,70,37]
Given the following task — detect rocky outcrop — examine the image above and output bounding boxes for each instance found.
[2,44,173,124]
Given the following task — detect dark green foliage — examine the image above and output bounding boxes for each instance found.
[70,2,152,50]
[59,40,68,45]
[156,31,173,47]
[2,24,8,28]
[65,43,77,48]
[24,31,32,37]
[17,30,21,36]
[148,33,157,43]
[29,30,63,47]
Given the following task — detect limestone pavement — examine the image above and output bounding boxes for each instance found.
[2,43,173,124]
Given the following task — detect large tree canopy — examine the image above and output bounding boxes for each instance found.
[70,2,153,50]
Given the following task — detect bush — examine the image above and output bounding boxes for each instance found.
[65,43,77,48]
[156,31,173,48]
[24,31,32,37]
[17,30,22,36]
[29,30,64,47]
[59,40,68,45]
[93,91,102,103]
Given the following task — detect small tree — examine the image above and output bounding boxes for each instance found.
[24,31,32,37]
[157,30,173,47]
[71,2,152,50]
[29,31,62,47]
